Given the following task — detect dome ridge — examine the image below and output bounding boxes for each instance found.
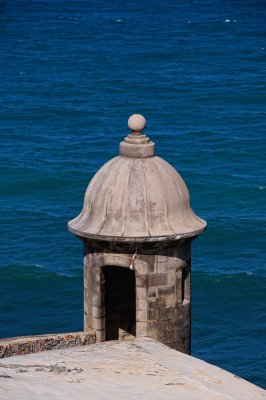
[149,157,176,235]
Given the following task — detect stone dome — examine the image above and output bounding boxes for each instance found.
[68,115,206,242]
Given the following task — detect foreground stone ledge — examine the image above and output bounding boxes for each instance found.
[0,331,96,358]
[0,338,264,400]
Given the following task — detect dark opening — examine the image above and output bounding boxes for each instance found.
[103,266,136,341]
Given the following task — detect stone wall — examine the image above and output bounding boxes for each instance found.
[83,239,193,354]
[147,244,191,353]
[0,331,96,358]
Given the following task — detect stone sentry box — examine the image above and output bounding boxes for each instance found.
[68,114,206,354]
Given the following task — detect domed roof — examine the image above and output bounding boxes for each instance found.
[68,115,206,242]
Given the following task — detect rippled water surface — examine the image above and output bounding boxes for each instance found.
[0,0,265,388]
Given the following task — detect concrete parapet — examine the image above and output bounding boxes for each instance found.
[0,338,264,399]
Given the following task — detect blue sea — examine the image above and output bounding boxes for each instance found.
[0,0,265,389]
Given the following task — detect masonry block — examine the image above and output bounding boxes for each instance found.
[148,273,168,287]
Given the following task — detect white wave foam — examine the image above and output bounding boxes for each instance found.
[225,19,237,23]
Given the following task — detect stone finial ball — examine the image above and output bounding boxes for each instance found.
[128,114,146,132]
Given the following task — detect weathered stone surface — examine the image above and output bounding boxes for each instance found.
[0,338,264,400]
[68,115,206,242]
[0,331,96,359]
[148,272,168,287]
[82,242,192,353]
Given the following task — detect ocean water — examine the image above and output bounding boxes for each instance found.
[0,0,265,388]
